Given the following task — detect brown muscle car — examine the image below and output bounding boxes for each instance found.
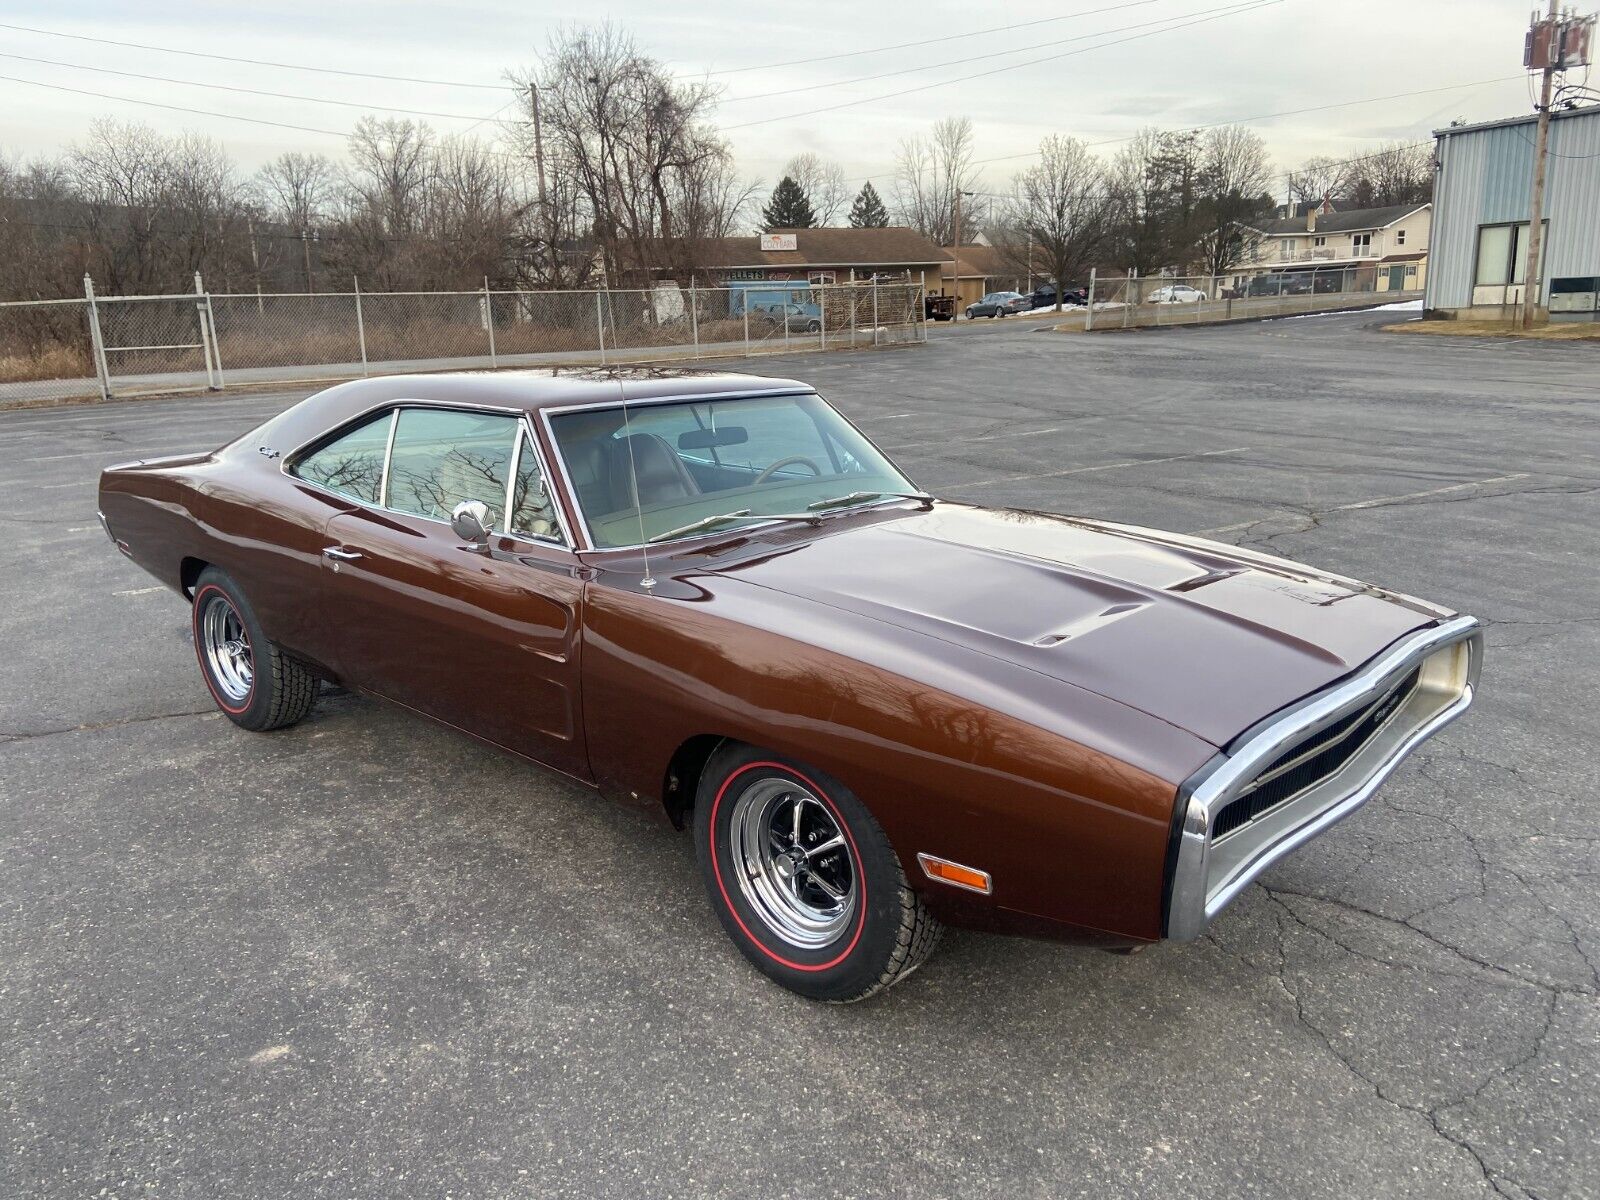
[97,369,1483,1002]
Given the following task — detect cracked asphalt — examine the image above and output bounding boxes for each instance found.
[3,311,1597,1199]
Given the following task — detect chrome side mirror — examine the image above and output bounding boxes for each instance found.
[450,500,493,550]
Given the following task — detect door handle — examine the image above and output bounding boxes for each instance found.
[322,546,363,561]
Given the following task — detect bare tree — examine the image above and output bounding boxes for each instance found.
[893,116,979,245]
[518,24,731,286]
[1344,141,1433,207]
[994,136,1117,310]
[1191,126,1275,277]
[1286,154,1351,211]
[782,152,848,225]
[254,152,338,230]
[64,119,255,293]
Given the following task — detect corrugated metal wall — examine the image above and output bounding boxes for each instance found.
[1427,107,1600,309]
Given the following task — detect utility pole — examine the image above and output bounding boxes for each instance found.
[529,82,552,276]
[301,228,317,294]
[951,189,973,253]
[1521,0,1560,329]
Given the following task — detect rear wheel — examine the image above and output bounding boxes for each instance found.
[693,743,941,1002]
[192,567,317,732]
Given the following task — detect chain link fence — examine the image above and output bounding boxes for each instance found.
[1073,266,1420,331]
[0,279,927,407]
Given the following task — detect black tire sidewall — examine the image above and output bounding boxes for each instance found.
[694,744,906,1001]
[191,568,276,730]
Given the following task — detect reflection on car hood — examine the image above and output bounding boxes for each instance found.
[703,503,1444,747]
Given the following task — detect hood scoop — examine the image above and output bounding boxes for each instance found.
[1033,602,1149,647]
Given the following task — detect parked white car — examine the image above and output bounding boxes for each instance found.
[1147,284,1208,304]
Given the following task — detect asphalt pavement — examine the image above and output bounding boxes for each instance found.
[2,310,1597,1199]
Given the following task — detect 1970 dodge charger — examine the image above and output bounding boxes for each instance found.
[98,369,1482,1001]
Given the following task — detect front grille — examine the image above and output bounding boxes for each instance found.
[1211,667,1421,840]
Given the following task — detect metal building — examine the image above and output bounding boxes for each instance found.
[1427,105,1600,319]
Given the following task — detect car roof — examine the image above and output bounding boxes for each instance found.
[254,367,814,457]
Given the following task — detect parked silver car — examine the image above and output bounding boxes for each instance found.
[965,291,1031,319]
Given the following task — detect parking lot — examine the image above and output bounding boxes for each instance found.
[3,311,1597,1198]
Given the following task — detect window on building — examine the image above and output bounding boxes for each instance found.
[1474,222,1546,288]
[1406,264,1417,278]
[1352,233,1373,255]
[1313,236,1326,247]
[1280,238,1294,257]
[1396,229,1407,245]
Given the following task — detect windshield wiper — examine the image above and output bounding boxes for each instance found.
[806,490,935,513]
[647,492,934,545]
[648,510,755,543]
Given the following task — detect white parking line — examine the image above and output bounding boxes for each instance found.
[1336,473,1530,510]
[891,426,1067,452]
[114,586,166,596]
[1191,473,1533,535]
[951,446,1251,489]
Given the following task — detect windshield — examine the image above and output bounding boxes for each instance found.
[547,392,917,548]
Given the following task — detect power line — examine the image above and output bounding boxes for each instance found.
[0,20,506,90]
[709,0,1174,75]
[724,0,1290,132]
[832,74,1520,192]
[0,51,507,121]
[724,0,1250,104]
[0,73,349,137]
[970,75,1526,170]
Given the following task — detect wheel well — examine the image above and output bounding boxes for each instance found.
[662,734,730,829]
[179,556,209,597]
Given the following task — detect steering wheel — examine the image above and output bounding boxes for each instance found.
[755,455,823,485]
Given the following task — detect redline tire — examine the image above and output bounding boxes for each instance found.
[693,743,941,1002]
[192,568,317,732]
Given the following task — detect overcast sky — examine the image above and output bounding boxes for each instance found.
[1,0,1540,202]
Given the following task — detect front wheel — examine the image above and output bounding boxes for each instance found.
[693,744,941,1002]
[192,567,317,732]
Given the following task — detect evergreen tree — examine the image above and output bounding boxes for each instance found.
[848,182,890,228]
[761,176,816,230]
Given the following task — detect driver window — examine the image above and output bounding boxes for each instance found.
[385,408,519,524]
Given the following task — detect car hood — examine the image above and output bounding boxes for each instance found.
[699,504,1445,748]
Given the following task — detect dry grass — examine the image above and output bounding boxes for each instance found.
[0,344,91,383]
[1386,318,1600,341]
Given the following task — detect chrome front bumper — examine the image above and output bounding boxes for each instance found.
[1165,614,1483,941]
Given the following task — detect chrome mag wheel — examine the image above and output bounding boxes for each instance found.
[729,777,856,949]
[200,591,254,704]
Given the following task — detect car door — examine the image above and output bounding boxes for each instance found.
[318,406,590,781]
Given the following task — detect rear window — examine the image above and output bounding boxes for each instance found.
[292,412,391,504]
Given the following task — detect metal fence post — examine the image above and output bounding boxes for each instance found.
[483,276,497,367]
[872,280,880,346]
[689,279,700,359]
[194,272,221,390]
[1123,270,1133,328]
[353,276,369,375]
[1085,268,1096,332]
[595,291,607,365]
[82,274,111,401]
[742,296,750,356]
[819,286,827,350]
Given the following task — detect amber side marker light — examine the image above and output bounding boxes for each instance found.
[917,853,992,895]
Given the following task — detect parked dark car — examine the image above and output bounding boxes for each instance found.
[964,291,1031,319]
[98,368,1482,1002]
[1030,283,1088,309]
